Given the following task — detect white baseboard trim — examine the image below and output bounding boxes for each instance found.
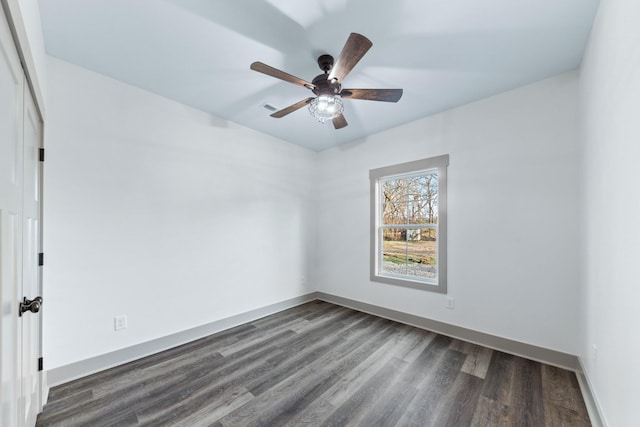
[316,292,579,371]
[576,357,606,427]
[46,292,319,388]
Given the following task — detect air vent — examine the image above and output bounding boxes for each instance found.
[262,104,277,112]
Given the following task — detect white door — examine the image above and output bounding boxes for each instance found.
[19,81,43,426]
[0,5,43,426]
[0,4,25,425]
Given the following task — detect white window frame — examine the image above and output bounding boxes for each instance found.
[369,155,449,293]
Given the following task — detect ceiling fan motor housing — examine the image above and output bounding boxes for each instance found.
[312,54,341,96]
[312,73,340,96]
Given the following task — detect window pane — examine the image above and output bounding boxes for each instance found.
[382,179,407,225]
[407,228,437,280]
[382,228,407,275]
[382,228,437,280]
[382,174,438,225]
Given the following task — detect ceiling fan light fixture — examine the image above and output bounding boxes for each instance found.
[308,94,343,123]
[251,33,401,129]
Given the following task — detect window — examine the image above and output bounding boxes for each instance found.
[370,155,449,292]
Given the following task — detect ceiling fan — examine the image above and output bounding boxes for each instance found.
[250,33,403,129]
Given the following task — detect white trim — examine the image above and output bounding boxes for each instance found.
[0,0,45,120]
[576,357,607,427]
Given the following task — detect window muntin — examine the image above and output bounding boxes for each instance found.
[370,155,448,292]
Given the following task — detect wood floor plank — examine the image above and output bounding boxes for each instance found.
[248,335,343,396]
[135,337,294,424]
[217,317,399,426]
[37,302,592,427]
[281,325,427,425]
[541,364,588,414]
[146,386,254,427]
[470,395,515,426]
[110,329,295,426]
[434,372,484,427]
[460,344,494,379]
[279,330,411,425]
[544,401,591,426]
[319,357,409,426]
[322,325,427,407]
[505,355,547,427]
[402,334,455,390]
[482,351,516,403]
[395,348,467,426]
[219,318,309,357]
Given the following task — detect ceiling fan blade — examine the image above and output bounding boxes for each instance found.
[251,62,315,89]
[340,89,403,102]
[270,97,314,118]
[328,33,373,83]
[332,114,348,129]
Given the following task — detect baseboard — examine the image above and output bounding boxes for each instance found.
[576,357,606,427]
[46,292,320,388]
[316,292,579,371]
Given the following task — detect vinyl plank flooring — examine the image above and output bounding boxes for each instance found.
[319,357,409,426]
[37,301,591,427]
[280,328,412,425]
[396,348,467,426]
[218,317,399,426]
[511,357,545,427]
[470,395,515,426]
[454,341,494,379]
[434,372,484,427]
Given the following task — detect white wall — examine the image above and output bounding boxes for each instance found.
[43,57,316,369]
[579,0,640,425]
[317,72,581,354]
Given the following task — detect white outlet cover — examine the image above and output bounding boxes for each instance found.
[114,315,128,331]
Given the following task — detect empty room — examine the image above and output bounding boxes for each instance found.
[1,0,638,426]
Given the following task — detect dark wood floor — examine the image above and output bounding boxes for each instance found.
[37,301,591,426]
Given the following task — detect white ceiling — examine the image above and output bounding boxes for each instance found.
[38,0,599,151]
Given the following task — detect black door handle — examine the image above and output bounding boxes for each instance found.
[19,296,42,316]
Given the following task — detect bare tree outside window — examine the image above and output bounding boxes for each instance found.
[381,173,438,280]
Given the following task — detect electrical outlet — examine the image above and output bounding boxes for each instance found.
[114,315,128,331]
[446,298,455,309]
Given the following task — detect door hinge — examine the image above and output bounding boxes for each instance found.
[38,357,43,371]
[39,148,45,162]
[38,252,44,266]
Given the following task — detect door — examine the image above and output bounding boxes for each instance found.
[19,78,43,426]
[0,5,43,426]
[0,4,25,425]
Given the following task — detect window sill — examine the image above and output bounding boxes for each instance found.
[371,273,447,293]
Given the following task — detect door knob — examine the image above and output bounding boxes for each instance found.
[19,296,42,316]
